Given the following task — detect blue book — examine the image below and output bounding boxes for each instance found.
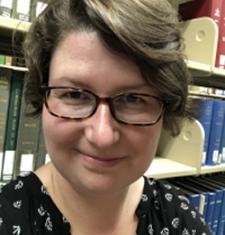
[205,177,225,235]
[167,179,209,219]
[206,99,225,165]
[191,97,214,165]
[181,177,216,231]
[220,103,225,163]
[194,177,224,234]
[187,194,200,211]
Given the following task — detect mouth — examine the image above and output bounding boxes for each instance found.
[77,150,125,168]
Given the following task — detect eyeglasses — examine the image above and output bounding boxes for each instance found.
[41,86,165,126]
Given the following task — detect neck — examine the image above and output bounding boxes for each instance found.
[36,163,144,235]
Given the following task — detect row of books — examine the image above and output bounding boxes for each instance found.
[169,173,225,235]
[191,95,225,166]
[179,0,225,70]
[0,54,25,67]
[0,0,47,22]
[0,67,48,183]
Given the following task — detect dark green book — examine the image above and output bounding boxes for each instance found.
[0,68,12,181]
[2,69,24,182]
[13,94,41,177]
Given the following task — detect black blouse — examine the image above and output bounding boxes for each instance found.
[0,172,211,235]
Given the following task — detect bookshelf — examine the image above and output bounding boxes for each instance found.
[0,16,30,32]
[0,10,225,180]
[0,16,30,55]
[145,118,204,179]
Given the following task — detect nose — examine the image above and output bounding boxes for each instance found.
[84,103,120,148]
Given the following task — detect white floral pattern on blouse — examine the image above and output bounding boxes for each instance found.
[0,173,212,234]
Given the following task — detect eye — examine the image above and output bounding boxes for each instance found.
[62,91,85,99]
[59,90,93,105]
[119,94,147,106]
[124,94,144,104]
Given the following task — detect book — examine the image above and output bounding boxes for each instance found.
[191,97,214,165]
[14,94,41,177]
[33,122,48,170]
[206,99,225,165]
[12,0,31,22]
[179,0,223,27]
[30,0,47,21]
[220,115,225,163]
[1,69,24,182]
[0,0,13,18]
[0,68,12,181]
[181,178,217,231]
[0,55,5,64]
[202,176,225,235]
[190,177,224,234]
[215,0,225,69]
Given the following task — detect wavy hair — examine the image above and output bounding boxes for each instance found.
[23,0,192,136]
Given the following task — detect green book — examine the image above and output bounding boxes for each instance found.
[14,95,41,177]
[0,0,13,18]
[2,69,24,182]
[0,68,12,181]
[0,55,5,65]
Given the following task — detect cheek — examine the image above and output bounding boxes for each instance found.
[42,107,81,151]
[130,121,162,163]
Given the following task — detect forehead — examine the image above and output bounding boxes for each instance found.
[49,31,156,94]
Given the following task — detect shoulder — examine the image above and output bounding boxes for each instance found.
[0,173,40,234]
[137,177,211,234]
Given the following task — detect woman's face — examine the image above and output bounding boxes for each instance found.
[43,31,163,194]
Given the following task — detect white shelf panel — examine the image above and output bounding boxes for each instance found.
[187,60,211,77]
[0,64,28,72]
[187,60,225,78]
[0,16,30,32]
[200,164,225,174]
[144,158,197,179]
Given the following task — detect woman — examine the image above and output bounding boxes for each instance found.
[0,0,211,234]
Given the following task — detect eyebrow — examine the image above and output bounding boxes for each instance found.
[50,77,154,93]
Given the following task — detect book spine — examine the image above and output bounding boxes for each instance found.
[14,94,41,177]
[215,0,225,68]
[191,97,214,165]
[0,55,5,64]
[30,0,47,21]
[0,68,12,181]
[33,122,48,170]
[206,99,225,165]
[211,190,223,234]
[0,0,13,18]
[12,0,31,22]
[179,0,223,26]
[2,70,24,182]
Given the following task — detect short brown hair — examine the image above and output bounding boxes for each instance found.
[23,0,192,135]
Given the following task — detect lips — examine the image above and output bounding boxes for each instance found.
[77,149,125,168]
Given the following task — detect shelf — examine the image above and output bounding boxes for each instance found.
[0,17,30,56]
[0,64,28,72]
[187,60,225,89]
[182,17,225,88]
[144,119,204,179]
[145,158,197,179]
[182,17,218,68]
[0,16,30,32]
[200,164,225,175]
